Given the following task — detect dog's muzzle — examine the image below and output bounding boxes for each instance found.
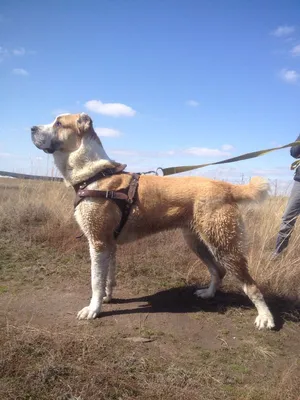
[31,126,59,154]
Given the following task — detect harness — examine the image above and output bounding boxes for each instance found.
[73,164,140,239]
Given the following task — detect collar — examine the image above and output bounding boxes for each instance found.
[73,163,127,192]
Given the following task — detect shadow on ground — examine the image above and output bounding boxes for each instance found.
[101,285,300,330]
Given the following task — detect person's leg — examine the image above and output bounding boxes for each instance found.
[275,181,300,254]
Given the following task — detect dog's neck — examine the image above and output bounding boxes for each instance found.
[53,132,118,186]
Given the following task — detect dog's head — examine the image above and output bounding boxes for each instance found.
[31,113,96,154]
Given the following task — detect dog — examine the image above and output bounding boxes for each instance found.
[31,112,275,330]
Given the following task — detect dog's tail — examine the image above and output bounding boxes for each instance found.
[231,177,269,205]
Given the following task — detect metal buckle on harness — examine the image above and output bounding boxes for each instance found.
[102,169,113,177]
[106,190,115,199]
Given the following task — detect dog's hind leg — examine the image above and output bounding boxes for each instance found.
[183,229,226,299]
[195,204,274,330]
[217,251,274,329]
[103,248,117,303]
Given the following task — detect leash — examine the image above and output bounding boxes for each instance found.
[157,141,300,176]
[74,141,300,239]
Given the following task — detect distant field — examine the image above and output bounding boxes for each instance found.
[0,178,299,400]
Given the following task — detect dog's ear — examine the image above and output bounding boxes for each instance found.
[77,113,93,134]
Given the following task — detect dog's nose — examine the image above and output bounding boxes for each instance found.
[31,126,39,133]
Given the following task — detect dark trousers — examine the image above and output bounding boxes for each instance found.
[275,180,300,253]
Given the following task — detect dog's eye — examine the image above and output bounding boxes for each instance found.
[55,121,62,127]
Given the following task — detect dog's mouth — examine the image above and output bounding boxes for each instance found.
[38,139,63,154]
[43,148,55,154]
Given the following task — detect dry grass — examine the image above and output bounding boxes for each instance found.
[0,178,76,249]
[1,178,299,300]
[1,178,300,399]
[1,323,299,400]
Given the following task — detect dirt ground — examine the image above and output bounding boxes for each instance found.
[1,275,300,400]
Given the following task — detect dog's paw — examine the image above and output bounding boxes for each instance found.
[194,288,215,299]
[255,313,275,330]
[103,295,112,303]
[77,306,100,320]
[103,294,112,303]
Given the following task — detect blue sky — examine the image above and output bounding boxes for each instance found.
[0,0,299,191]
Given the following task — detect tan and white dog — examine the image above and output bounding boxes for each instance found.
[31,113,275,330]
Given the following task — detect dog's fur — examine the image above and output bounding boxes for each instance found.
[31,113,275,329]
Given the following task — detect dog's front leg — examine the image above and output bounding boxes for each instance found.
[103,249,117,303]
[77,243,111,320]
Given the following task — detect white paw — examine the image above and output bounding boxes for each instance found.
[255,313,275,330]
[77,306,100,320]
[194,288,215,299]
[103,294,112,303]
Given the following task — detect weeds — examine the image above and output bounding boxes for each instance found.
[0,178,300,399]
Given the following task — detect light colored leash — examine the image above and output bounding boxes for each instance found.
[157,141,300,176]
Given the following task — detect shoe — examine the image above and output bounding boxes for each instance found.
[270,252,280,260]
[270,250,285,260]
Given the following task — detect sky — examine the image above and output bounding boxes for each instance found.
[0,0,300,193]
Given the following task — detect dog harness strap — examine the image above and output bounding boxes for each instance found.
[127,173,140,203]
[113,202,132,238]
[73,170,140,239]
[73,163,127,192]
[113,174,140,238]
[77,189,129,201]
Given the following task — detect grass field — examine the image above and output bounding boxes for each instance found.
[0,177,300,400]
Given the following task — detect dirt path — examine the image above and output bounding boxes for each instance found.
[1,283,300,400]
[1,283,299,349]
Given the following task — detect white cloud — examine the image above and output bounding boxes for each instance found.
[12,47,26,56]
[291,44,300,57]
[95,127,122,137]
[184,146,233,157]
[0,148,32,160]
[85,100,136,117]
[0,46,9,63]
[269,141,283,147]
[12,68,29,76]
[250,167,290,177]
[271,25,295,37]
[51,109,69,116]
[110,150,138,156]
[284,37,295,43]
[186,100,199,107]
[109,149,175,158]
[280,68,299,84]
[221,144,234,152]
[0,152,13,158]
[109,146,233,160]
[0,47,35,62]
